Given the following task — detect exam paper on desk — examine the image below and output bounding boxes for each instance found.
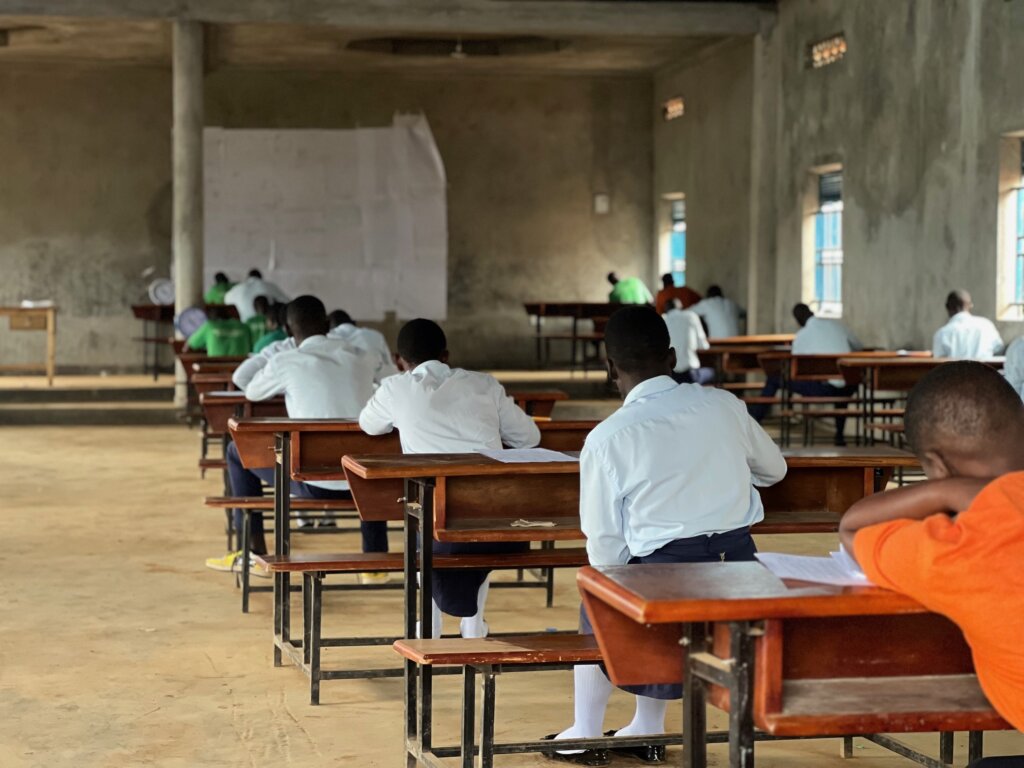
[755,550,873,588]
[477,448,579,463]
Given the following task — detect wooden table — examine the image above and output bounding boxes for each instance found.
[578,561,1009,768]
[707,334,794,347]
[0,305,57,385]
[523,302,612,369]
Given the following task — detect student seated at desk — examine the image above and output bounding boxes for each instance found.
[185,305,252,356]
[661,298,712,385]
[689,284,742,339]
[932,289,1003,360]
[358,318,540,639]
[246,295,272,344]
[749,303,861,445]
[253,303,287,353]
[231,325,295,390]
[224,268,290,321]
[840,362,1024,758]
[204,271,234,305]
[206,296,386,576]
[653,273,700,315]
[546,305,786,766]
[328,309,399,385]
[607,271,653,305]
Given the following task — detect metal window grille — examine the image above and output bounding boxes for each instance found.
[670,199,687,287]
[814,172,843,316]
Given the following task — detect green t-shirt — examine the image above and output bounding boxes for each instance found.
[246,315,267,342]
[187,318,252,356]
[203,282,233,305]
[253,328,287,354]
[609,276,653,305]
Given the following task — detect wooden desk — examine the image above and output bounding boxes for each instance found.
[579,562,1009,768]
[508,389,569,418]
[523,302,612,369]
[0,305,57,385]
[707,334,794,347]
[200,392,285,435]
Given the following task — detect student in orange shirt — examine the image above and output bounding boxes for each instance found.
[840,362,1024,763]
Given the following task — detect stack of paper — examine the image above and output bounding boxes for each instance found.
[477,448,579,464]
[754,550,873,587]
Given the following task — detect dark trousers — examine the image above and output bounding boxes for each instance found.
[969,759,1024,767]
[748,375,857,443]
[225,441,388,556]
[580,527,758,700]
[672,367,716,386]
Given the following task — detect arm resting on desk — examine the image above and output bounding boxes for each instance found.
[243,357,286,402]
[358,378,397,435]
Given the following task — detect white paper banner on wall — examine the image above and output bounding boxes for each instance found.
[203,115,448,320]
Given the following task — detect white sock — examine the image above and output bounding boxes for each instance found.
[460,579,490,638]
[554,665,614,753]
[615,695,668,737]
[416,600,443,639]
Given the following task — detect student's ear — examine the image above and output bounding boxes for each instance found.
[919,450,951,481]
[396,355,414,373]
[606,358,619,383]
[440,350,450,365]
[667,348,678,374]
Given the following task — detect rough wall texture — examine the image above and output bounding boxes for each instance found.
[0,66,651,371]
[653,40,753,309]
[0,66,172,370]
[656,0,1024,348]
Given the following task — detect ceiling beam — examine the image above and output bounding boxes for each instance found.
[0,1,773,38]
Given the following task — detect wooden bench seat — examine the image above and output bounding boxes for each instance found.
[256,547,588,573]
[205,495,356,510]
[393,633,601,667]
[721,382,766,392]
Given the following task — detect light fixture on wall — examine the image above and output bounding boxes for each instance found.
[451,38,467,60]
[662,96,685,122]
[808,33,847,69]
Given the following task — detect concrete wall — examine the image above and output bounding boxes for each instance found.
[656,0,1024,349]
[0,65,651,372]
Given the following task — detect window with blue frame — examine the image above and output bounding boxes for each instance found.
[1015,143,1024,307]
[669,199,687,286]
[814,171,844,316]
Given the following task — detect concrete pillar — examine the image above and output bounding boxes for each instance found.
[172,20,204,408]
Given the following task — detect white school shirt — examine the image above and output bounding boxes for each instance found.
[245,335,376,489]
[580,376,787,567]
[231,337,296,389]
[328,323,399,384]
[223,276,291,321]
[932,312,1003,360]
[792,316,864,386]
[358,360,540,453]
[662,308,709,373]
[690,296,741,339]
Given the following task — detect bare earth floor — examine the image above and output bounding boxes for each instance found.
[1,425,1022,767]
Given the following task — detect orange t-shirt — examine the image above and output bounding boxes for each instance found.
[853,472,1024,731]
[654,287,701,314]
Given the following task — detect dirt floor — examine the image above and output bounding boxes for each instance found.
[2,425,1021,767]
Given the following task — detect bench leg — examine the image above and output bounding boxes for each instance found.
[968,731,984,763]
[840,736,854,758]
[241,512,253,614]
[302,573,312,666]
[476,666,496,768]
[728,622,755,768]
[462,666,476,768]
[309,573,323,706]
[938,732,954,766]
[683,623,708,768]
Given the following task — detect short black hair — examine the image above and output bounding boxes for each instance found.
[253,295,271,315]
[207,305,229,322]
[905,361,1023,453]
[328,309,353,330]
[286,295,328,338]
[945,289,971,314]
[397,319,447,365]
[661,273,674,288]
[248,269,263,279]
[607,272,619,285]
[273,302,289,330]
[214,272,229,284]
[707,285,723,298]
[792,303,814,327]
[604,305,670,373]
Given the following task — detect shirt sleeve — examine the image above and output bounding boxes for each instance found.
[742,402,787,486]
[932,329,947,358]
[232,354,268,389]
[243,357,286,402]
[987,324,1004,356]
[580,446,630,566]
[693,315,710,350]
[495,385,541,448]
[186,323,208,351]
[853,515,960,599]
[358,379,397,435]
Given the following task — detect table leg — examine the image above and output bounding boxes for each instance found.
[418,479,435,753]
[46,308,56,386]
[728,622,755,768]
[403,479,419,760]
[968,731,984,763]
[683,623,708,768]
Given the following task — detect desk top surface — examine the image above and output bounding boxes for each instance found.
[707,334,794,346]
[0,305,57,314]
[578,561,923,624]
[839,356,1004,369]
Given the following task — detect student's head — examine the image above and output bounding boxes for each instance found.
[904,361,1024,480]
[945,289,972,317]
[707,285,723,298]
[248,269,263,280]
[792,303,814,327]
[253,295,271,317]
[285,295,329,343]
[214,272,230,285]
[264,303,284,331]
[396,319,448,371]
[607,271,620,286]
[328,309,353,330]
[604,305,676,397]
[661,273,675,289]
[207,305,229,322]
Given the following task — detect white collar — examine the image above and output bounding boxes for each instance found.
[623,375,678,407]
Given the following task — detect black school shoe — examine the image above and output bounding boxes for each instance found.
[539,734,610,766]
[603,731,667,764]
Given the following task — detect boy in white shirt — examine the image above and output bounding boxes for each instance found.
[661,298,712,384]
[689,284,742,339]
[359,319,540,638]
[206,296,386,572]
[327,309,399,385]
[545,306,786,766]
[932,290,1003,360]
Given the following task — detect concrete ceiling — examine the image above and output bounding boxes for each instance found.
[0,16,727,74]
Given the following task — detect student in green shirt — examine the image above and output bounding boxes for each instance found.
[203,272,234,305]
[607,271,654,305]
[246,295,271,341]
[186,306,252,356]
[253,303,288,353]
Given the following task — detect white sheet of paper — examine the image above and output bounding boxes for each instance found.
[477,448,579,464]
[755,552,873,587]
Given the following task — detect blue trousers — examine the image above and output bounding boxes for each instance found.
[226,440,388,556]
[748,376,857,443]
[580,527,757,700]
